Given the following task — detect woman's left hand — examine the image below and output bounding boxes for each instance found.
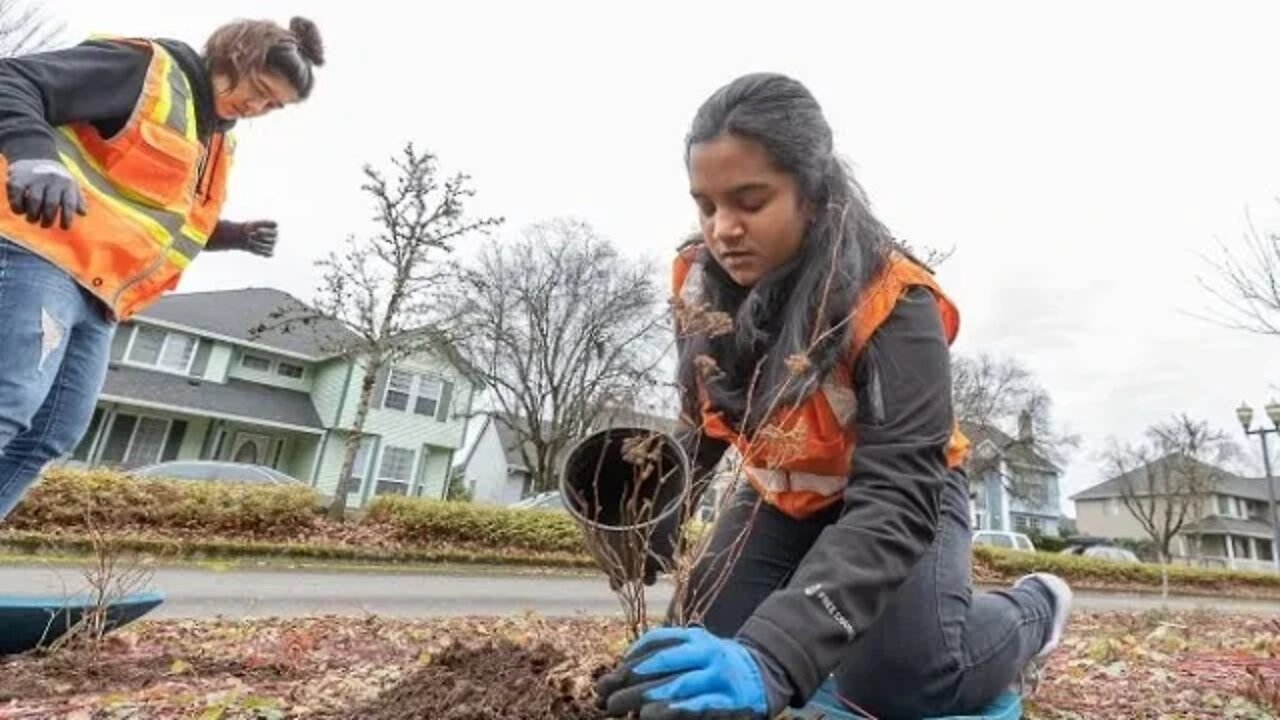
[207,219,278,257]
[595,626,790,718]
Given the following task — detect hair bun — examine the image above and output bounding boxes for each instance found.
[288,16,325,66]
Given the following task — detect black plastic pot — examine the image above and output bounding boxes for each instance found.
[559,426,690,583]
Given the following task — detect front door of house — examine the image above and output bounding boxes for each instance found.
[231,432,272,466]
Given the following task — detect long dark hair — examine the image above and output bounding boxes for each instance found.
[677,73,893,434]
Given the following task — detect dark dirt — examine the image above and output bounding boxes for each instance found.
[324,638,609,720]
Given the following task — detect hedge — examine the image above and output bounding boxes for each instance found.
[974,545,1280,591]
[363,496,584,554]
[5,469,1280,596]
[7,468,322,541]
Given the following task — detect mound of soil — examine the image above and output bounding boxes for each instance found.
[326,638,608,720]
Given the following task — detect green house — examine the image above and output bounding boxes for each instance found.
[64,288,476,506]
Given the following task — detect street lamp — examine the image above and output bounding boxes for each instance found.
[1236,400,1280,572]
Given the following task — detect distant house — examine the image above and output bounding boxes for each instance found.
[63,288,477,506]
[961,413,1067,537]
[455,408,677,505]
[1072,454,1278,574]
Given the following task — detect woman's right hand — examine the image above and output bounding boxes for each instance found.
[6,159,86,230]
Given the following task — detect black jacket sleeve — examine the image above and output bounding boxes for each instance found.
[0,40,151,163]
[736,286,955,705]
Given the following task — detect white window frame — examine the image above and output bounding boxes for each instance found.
[381,366,445,418]
[101,412,173,468]
[375,445,417,496]
[124,325,199,376]
[345,436,377,495]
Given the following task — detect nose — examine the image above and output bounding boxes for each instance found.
[711,210,745,245]
[244,98,271,117]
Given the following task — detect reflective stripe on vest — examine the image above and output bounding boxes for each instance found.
[724,445,847,497]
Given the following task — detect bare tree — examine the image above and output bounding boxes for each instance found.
[255,143,501,520]
[895,238,954,269]
[437,218,669,494]
[1199,207,1280,336]
[0,0,63,57]
[952,352,1079,501]
[1102,414,1237,600]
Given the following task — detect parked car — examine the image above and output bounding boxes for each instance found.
[1058,538,1141,563]
[971,530,1036,553]
[130,460,306,487]
[509,490,568,513]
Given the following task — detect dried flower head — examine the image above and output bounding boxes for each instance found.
[672,297,734,338]
[622,433,663,481]
[784,353,812,376]
[754,422,807,468]
[694,354,720,379]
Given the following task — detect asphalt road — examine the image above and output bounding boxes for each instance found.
[1,564,1276,619]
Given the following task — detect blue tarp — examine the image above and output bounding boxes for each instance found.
[0,591,164,655]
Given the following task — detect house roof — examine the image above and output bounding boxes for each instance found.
[136,288,359,360]
[959,421,1059,474]
[1070,453,1280,502]
[1182,515,1276,539]
[100,365,324,433]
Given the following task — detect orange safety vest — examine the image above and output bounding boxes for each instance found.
[0,37,233,320]
[674,244,972,519]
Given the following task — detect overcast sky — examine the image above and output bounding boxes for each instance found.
[41,0,1280,513]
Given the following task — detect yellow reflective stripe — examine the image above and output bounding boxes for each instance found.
[56,128,175,209]
[182,85,197,142]
[162,55,194,139]
[55,132,175,251]
[171,234,202,261]
[56,156,169,251]
[150,49,173,126]
[181,224,209,246]
[167,247,191,269]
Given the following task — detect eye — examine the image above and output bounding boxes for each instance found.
[694,197,715,217]
[736,190,770,213]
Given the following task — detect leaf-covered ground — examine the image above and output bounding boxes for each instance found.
[0,611,1275,719]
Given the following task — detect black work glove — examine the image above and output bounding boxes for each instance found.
[207,220,278,257]
[7,159,86,230]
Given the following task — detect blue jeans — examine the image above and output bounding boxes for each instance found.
[0,239,115,520]
[681,469,1054,718]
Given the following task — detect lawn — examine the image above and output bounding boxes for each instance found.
[0,610,1276,719]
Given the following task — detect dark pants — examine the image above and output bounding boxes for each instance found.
[677,470,1054,718]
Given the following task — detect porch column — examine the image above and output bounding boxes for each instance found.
[86,406,116,465]
[1226,533,1236,569]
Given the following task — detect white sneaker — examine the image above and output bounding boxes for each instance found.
[1015,572,1073,659]
[1009,573,1072,699]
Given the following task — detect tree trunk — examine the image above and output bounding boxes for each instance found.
[327,363,380,521]
[1158,549,1170,606]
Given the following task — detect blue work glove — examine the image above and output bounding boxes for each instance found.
[207,219,278,256]
[6,159,86,230]
[595,626,792,719]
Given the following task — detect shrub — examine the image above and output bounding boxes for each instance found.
[363,496,585,554]
[973,546,1280,591]
[1026,531,1068,553]
[7,468,323,540]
